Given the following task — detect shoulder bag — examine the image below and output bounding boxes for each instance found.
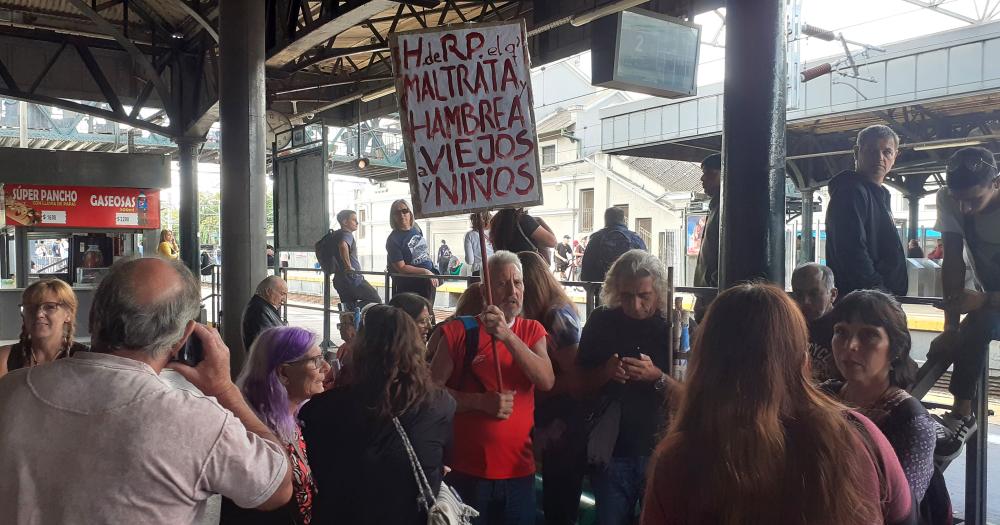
[392,417,479,525]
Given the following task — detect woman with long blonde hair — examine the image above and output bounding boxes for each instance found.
[0,279,86,378]
[641,283,915,525]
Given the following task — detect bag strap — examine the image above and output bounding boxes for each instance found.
[392,416,436,511]
[455,316,486,392]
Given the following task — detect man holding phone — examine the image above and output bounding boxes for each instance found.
[0,258,292,524]
[927,147,1000,461]
[577,250,673,525]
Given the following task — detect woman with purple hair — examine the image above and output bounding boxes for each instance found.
[299,305,456,525]
[220,326,329,525]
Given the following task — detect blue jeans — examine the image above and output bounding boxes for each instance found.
[591,456,649,525]
[447,472,536,525]
[949,308,1000,401]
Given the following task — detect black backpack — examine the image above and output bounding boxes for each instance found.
[314,229,340,275]
[580,229,632,282]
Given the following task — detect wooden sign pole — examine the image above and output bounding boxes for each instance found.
[477,212,504,392]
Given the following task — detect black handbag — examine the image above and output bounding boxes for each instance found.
[584,396,622,471]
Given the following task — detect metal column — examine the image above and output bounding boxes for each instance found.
[219,0,267,375]
[965,363,989,525]
[718,0,788,288]
[14,227,27,288]
[177,139,200,275]
[800,189,814,263]
[906,194,921,243]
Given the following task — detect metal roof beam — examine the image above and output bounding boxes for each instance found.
[898,0,978,24]
[266,0,394,69]
[64,0,176,123]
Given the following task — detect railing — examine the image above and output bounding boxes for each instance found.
[211,262,987,522]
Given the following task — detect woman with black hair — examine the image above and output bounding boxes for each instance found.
[489,208,556,259]
[825,289,939,507]
[389,292,434,342]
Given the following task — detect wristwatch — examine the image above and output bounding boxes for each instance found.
[654,372,668,392]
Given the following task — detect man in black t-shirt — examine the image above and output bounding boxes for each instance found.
[791,263,840,382]
[330,209,381,308]
[577,250,673,524]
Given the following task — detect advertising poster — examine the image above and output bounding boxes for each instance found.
[686,214,707,256]
[4,184,161,230]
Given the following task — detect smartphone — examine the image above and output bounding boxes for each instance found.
[174,330,204,367]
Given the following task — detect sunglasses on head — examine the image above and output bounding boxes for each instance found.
[947,154,998,177]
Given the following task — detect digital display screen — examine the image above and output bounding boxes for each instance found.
[615,11,699,96]
[592,9,701,99]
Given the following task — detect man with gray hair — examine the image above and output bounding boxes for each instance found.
[242,274,288,350]
[577,249,674,524]
[825,124,908,296]
[0,258,292,523]
[791,262,840,382]
[429,250,554,525]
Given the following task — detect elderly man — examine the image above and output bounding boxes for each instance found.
[826,124,908,296]
[577,249,673,524]
[791,263,840,382]
[0,258,292,523]
[429,250,554,525]
[242,275,288,350]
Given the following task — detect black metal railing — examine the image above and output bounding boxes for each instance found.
[212,263,986,523]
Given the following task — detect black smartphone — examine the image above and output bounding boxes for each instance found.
[174,330,204,367]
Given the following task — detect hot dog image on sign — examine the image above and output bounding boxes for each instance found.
[390,20,543,218]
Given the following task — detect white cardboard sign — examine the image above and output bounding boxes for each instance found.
[389,21,543,218]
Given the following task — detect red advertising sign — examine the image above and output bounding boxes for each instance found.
[389,20,543,218]
[3,184,161,230]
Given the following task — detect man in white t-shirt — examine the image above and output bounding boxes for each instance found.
[928,147,1000,461]
[0,258,292,524]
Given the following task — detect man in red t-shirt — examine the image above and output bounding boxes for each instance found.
[430,250,554,525]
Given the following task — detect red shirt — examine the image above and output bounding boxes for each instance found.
[442,316,547,480]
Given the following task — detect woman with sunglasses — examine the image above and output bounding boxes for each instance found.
[389,292,435,342]
[0,279,86,378]
[221,326,329,525]
[386,199,439,303]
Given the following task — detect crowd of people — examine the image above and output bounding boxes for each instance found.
[1,124,997,525]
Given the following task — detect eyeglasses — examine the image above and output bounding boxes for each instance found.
[20,302,63,316]
[947,154,998,177]
[287,354,328,370]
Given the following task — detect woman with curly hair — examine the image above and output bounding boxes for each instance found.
[300,305,455,525]
[0,279,86,378]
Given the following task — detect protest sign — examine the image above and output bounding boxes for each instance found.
[390,21,543,218]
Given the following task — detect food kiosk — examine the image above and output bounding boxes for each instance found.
[0,184,163,341]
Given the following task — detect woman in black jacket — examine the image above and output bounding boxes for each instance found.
[300,305,456,525]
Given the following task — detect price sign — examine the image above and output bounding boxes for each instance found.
[40,210,66,224]
[115,213,138,226]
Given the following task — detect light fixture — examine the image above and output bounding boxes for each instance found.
[361,85,397,103]
[354,101,368,170]
[912,139,984,152]
[570,0,648,27]
[355,158,370,169]
[170,32,184,39]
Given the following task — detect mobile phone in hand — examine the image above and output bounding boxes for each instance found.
[173,330,204,366]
